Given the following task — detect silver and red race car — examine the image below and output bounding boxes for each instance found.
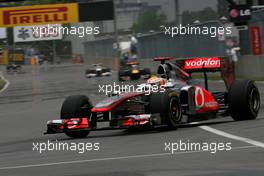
[45,57,260,138]
[85,64,112,78]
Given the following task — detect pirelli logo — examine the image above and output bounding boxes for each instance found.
[0,3,79,27]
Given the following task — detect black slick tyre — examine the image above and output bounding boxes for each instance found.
[61,95,92,138]
[149,90,182,129]
[229,80,260,121]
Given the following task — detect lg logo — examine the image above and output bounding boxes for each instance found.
[240,9,251,16]
[230,9,239,18]
[230,8,251,18]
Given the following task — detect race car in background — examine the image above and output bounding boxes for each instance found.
[118,60,151,81]
[6,62,22,73]
[45,57,260,138]
[85,64,112,78]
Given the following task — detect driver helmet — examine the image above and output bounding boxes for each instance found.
[147,76,165,88]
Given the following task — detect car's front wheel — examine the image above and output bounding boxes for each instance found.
[61,95,92,138]
[149,90,182,129]
[65,130,90,138]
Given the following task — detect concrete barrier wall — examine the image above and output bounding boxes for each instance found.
[236,55,264,80]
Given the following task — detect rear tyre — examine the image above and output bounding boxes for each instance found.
[130,73,141,80]
[102,68,110,73]
[149,90,182,129]
[61,95,92,138]
[142,68,151,79]
[229,80,260,121]
[118,70,126,82]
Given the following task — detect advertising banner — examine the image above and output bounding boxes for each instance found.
[14,24,63,42]
[250,26,262,55]
[229,5,251,24]
[0,3,79,27]
[0,1,113,27]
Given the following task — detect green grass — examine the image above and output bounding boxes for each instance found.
[0,78,6,91]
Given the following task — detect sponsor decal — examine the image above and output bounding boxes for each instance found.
[195,87,205,109]
[184,57,221,70]
[0,3,78,27]
[229,8,251,18]
[229,9,239,18]
[14,24,62,42]
[229,5,251,23]
[205,101,219,108]
[250,26,262,55]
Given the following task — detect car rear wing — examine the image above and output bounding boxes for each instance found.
[180,57,225,91]
[182,57,222,73]
[154,56,227,90]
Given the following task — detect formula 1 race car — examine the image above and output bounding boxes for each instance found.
[118,61,151,81]
[6,63,22,73]
[85,64,112,78]
[45,57,260,138]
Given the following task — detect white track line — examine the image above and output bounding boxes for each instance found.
[0,145,257,170]
[200,126,264,148]
[188,122,200,125]
[0,71,10,94]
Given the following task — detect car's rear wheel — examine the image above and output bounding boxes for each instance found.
[229,80,260,121]
[141,68,151,79]
[102,68,111,73]
[130,73,141,80]
[61,95,92,138]
[118,70,126,82]
[149,90,182,129]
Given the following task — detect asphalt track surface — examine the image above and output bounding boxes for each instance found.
[0,65,263,176]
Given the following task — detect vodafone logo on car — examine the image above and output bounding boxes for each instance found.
[184,57,221,70]
[195,87,205,109]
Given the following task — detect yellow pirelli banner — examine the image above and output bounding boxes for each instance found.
[0,3,79,27]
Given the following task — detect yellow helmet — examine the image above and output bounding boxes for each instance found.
[147,76,165,87]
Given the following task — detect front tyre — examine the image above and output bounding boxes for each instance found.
[229,80,260,121]
[141,68,151,79]
[167,95,182,129]
[61,95,92,138]
[149,90,182,129]
[65,130,90,138]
